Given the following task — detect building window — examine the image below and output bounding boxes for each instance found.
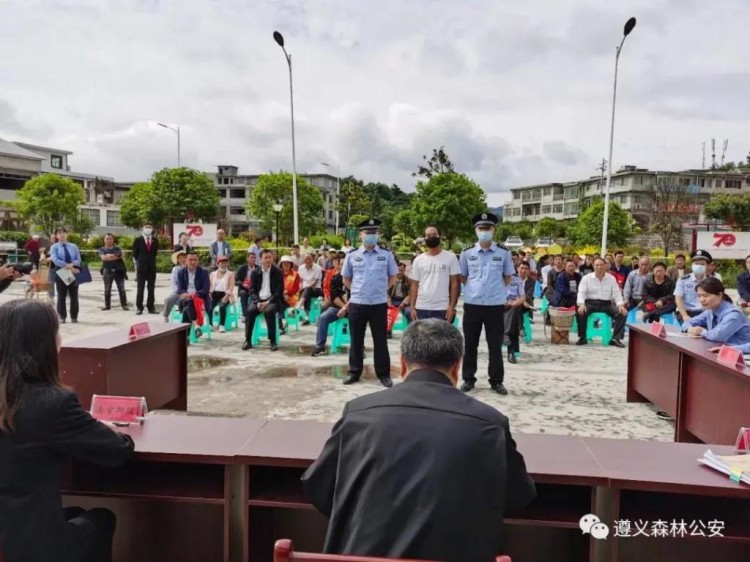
[106,210,121,227]
[726,179,741,189]
[217,189,227,198]
[513,192,520,200]
[541,205,551,214]
[543,187,551,196]
[553,204,563,213]
[714,179,722,188]
[230,189,245,199]
[229,206,245,216]
[51,155,63,169]
[80,208,100,226]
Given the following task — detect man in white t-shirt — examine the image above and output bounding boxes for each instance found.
[298,253,323,324]
[408,225,461,322]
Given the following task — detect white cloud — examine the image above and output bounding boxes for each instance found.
[0,0,748,208]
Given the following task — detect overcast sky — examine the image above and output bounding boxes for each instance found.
[1,0,749,206]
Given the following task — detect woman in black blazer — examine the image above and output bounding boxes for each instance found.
[0,300,135,562]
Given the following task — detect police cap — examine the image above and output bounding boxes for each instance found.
[358,218,381,231]
[472,212,499,227]
[690,249,713,263]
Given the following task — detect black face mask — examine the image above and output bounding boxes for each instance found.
[425,237,441,248]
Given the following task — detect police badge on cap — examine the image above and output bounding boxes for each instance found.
[357,218,382,231]
[472,212,498,227]
[690,249,713,263]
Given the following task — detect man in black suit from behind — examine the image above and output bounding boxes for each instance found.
[302,319,536,562]
[243,249,283,351]
[132,222,159,314]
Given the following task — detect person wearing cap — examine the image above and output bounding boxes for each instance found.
[209,255,235,333]
[311,253,349,356]
[458,212,515,395]
[278,255,301,332]
[235,251,260,322]
[341,218,398,387]
[323,248,338,271]
[675,250,712,323]
[164,250,187,321]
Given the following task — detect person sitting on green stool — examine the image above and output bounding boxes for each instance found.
[576,257,627,348]
[311,253,349,356]
[504,261,536,363]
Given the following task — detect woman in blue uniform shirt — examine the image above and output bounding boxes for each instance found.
[682,277,750,345]
[0,299,135,562]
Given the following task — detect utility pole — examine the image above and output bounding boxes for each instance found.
[597,158,608,196]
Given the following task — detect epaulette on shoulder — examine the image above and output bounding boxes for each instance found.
[681,273,692,280]
[497,244,509,251]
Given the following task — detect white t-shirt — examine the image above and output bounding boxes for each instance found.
[408,250,460,310]
[298,263,323,289]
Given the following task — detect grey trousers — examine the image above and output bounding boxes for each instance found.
[164,292,179,319]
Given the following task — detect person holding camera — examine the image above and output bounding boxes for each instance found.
[49,227,81,323]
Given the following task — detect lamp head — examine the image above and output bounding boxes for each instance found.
[272,203,284,213]
[273,31,285,48]
[624,17,636,37]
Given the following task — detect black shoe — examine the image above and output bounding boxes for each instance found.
[492,383,508,395]
[270,344,279,352]
[148,309,158,315]
[60,318,67,324]
[71,319,78,324]
[302,320,311,326]
[575,338,587,346]
[343,373,360,385]
[122,305,129,311]
[311,347,327,357]
[460,381,475,392]
[241,340,252,350]
[378,376,393,388]
[386,331,393,339]
[507,352,517,364]
[656,410,672,421]
[101,306,111,311]
[135,310,143,316]
[609,339,625,348]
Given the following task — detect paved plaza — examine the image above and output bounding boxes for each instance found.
[1,273,685,441]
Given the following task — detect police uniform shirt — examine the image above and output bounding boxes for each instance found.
[505,274,524,302]
[459,243,515,306]
[342,245,398,305]
[674,273,704,312]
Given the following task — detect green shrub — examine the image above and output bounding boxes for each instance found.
[308,234,344,249]
[0,231,30,245]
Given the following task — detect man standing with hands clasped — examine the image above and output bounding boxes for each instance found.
[342,218,398,388]
[132,222,158,315]
[459,212,515,395]
[409,225,460,321]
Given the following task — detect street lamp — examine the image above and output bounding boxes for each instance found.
[273,202,284,255]
[601,16,637,256]
[273,31,300,245]
[157,122,181,168]
[321,161,341,234]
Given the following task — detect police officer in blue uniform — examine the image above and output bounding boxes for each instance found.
[341,218,399,387]
[459,212,516,394]
[675,249,712,323]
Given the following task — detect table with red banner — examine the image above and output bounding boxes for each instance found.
[627,322,750,445]
[61,416,750,562]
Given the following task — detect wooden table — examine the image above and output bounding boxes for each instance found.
[60,323,190,411]
[62,415,267,562]
[627,323,750,444]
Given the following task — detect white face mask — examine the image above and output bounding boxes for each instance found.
[143,228,152,236]
[692,264,706,276]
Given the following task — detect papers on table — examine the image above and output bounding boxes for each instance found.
[55,268,76,286]
[698,449,750,485]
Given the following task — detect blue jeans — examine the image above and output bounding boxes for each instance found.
[416,309,447,320]
[315,306,341,349]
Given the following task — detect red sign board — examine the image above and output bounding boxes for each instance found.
[90,395,147,424]
[717,345,745,368]
[128,322,151,339]
[650,322,667,338]
[735,427,750,453]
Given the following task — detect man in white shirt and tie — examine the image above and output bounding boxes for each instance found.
[576,257,628,348]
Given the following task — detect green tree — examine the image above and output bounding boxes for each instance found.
[393,208,420,239]
[337,177,371,227]
[569,199,631,248]
[643,181,698,254]
[412,146,455,178]
[705,193,750,228]
[119,168,220,230]
[14,174,86,236]
[408,173,486,246]
[535,217,559,237]
[247,171,324,242]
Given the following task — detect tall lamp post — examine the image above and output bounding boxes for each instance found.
[273,202,284,256]
[157,122,181,168]
[321,161,341,234]
[273,31,300,245]
[601,17,637,256]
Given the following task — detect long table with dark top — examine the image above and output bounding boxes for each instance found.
[62,415,268,562]
[62,416,750,562]
[59,323,190,411]
[627,322,750,445]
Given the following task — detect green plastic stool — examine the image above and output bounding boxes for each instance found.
[251,314,281,346]
[540,295,549,316]
[169,308,183,324]
[586,312,612,346]
[189,312,213,344]
[522,311,532,344]
[453,314,460,327]
[212,302,240,331]
[307,298,322,324]
[392,311,408,334]
[330,318,351,354]
[284,307,301,332]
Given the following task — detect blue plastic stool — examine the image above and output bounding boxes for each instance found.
[627,307,638,325]
[284,307,301,332]
[330,318,351,354]
[586,312,612,346]
[251,314,281,346]
[534,281,542,299]
[523,311,533,344]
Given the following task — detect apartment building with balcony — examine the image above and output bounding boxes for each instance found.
[209,165,338,236]
[503,165,750,224]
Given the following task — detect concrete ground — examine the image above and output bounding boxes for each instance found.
[1,273,693,441]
